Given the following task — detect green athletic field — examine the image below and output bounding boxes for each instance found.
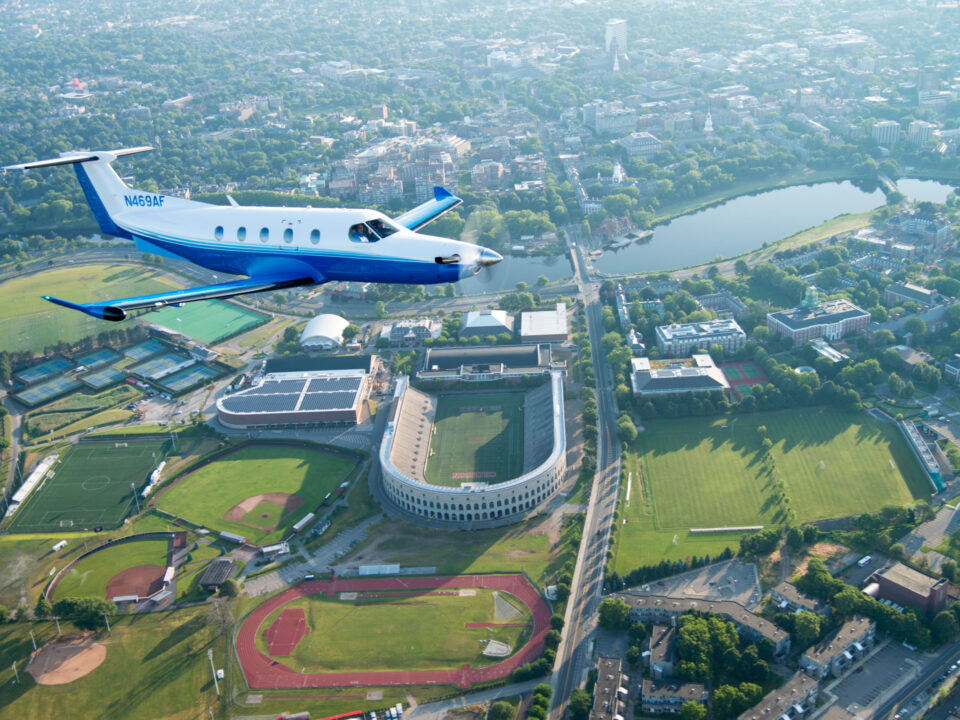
[0,264,180,354]
[611,409,929,572]
[156,443,358,545]
[423,393,525,487]
[144,299,269,344]
[0,607,223,719]
[257,589,531,672]
[8,439,168,534]
[52,539,169,602]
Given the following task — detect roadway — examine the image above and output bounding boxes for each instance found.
[550,232,622,718]
[875,644,960,720]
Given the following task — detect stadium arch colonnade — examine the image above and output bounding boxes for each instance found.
[379,371,566,530]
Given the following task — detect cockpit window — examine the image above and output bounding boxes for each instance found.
[349,223,378,243]
[367,218,400,239]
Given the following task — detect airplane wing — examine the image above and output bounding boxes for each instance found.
[43,274,316,321]
[393,186,462,232]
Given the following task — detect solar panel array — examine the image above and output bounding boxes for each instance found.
[220,372,364,416]
[299,391,358,411]
[305,376,362,393]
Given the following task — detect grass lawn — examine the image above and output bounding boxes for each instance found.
[143,300,268,344]
[611,409,929,573]
[9,438,168,534]
[156,443,358,545]
[0,264,180,354]
[256,589,531,672]
[344,515,557,584]
[0,608,224,720]
[424,392,525,487]
[0,535,93,610]
[52,539,169,601]
[24,385,141,440]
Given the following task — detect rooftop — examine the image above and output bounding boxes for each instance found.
[736,672,817,720]
[631,355,730,394]
[802,616,873,667]
[657,318,745,340]
[641,678,707,700]
[877,562,946,596]
[520,303,568,338]
[771,581,828,613]
[590,656,625,720]
[768,299,868,331]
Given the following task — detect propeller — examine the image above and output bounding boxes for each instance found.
[459,210,505,286]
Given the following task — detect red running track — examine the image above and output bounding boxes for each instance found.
[236,574,549,690]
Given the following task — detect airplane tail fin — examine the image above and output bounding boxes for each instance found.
[4,147,164,239]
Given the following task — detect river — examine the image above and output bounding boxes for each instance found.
[591,177,957,276]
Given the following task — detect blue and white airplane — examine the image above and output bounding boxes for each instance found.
[4,146,501,321]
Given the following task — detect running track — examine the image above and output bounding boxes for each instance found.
[236,574,549,689]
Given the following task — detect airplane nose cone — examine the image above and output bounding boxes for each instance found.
[478,248,503,267]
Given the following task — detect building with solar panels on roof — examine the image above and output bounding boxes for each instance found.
[216,355,376,427]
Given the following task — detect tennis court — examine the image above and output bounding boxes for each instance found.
[160,364,221,393]
[8,438,169,533]
[130,353,194,382]
[81,366,125,390]
[123,339,165,360]
[75,348,121,368]
[14,376,82,407]
[14,357,75,385]
[146,300,269,344]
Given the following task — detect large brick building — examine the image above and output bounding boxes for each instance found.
[874,563,948,614]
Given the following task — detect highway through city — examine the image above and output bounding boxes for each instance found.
[876,643,960,720]
[551,234,623,718]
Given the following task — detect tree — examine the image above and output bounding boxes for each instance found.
[679,701,707,720]
[933,611,959,644]
[616,415,638,443]
[569,689,592,720]
[488,701,515,720]
[537,274,549,287]
[342,324,361,341]
[793,611,821,648]
[35,595,53,618]
[903,316,927,341]
[374,301,387,319]
[51,597,116,630]
[786,526,804,551]
[598,598,631,630]
[219,578,239,597]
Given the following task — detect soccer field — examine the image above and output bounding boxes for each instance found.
[9,438,168,533]
[144,300,269,344]
[256,589,531,672]
[423,393,525,487]
[642,409,928,529]
[611,409,929,572]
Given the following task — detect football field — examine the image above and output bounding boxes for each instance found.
[9,438,168,533]
[423,393,525,487]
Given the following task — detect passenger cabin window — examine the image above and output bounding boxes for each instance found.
[283,228,293,244]
[214,225,224,241]
[309,229,321,245]
[237,226,246,241]
[367,218,399,239]
[260,227,269,243]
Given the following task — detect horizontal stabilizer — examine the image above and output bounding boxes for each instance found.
[3,146,154,172]
[43,274,315,322]
[393,186,462,232]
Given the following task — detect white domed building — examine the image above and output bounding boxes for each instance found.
[299,314,351,350]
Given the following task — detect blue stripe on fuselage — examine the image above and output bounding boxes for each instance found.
[134,231,462,285]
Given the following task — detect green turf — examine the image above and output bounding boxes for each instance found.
[24,385,141,439]
[423,393,525,487]
[241,501,286,530]
[0,264,180,354]
[0,608,224,720]
[611,409,930,573]
[144,299,268,344]
[740,362,763,378]
[257,589,531,672]
[9,439,168,534]
[156,444,358,545]
[343,516,556,583]
[52,539,169,602]
[722,365,743,380]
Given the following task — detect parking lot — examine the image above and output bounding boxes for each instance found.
[830,642,918,712]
